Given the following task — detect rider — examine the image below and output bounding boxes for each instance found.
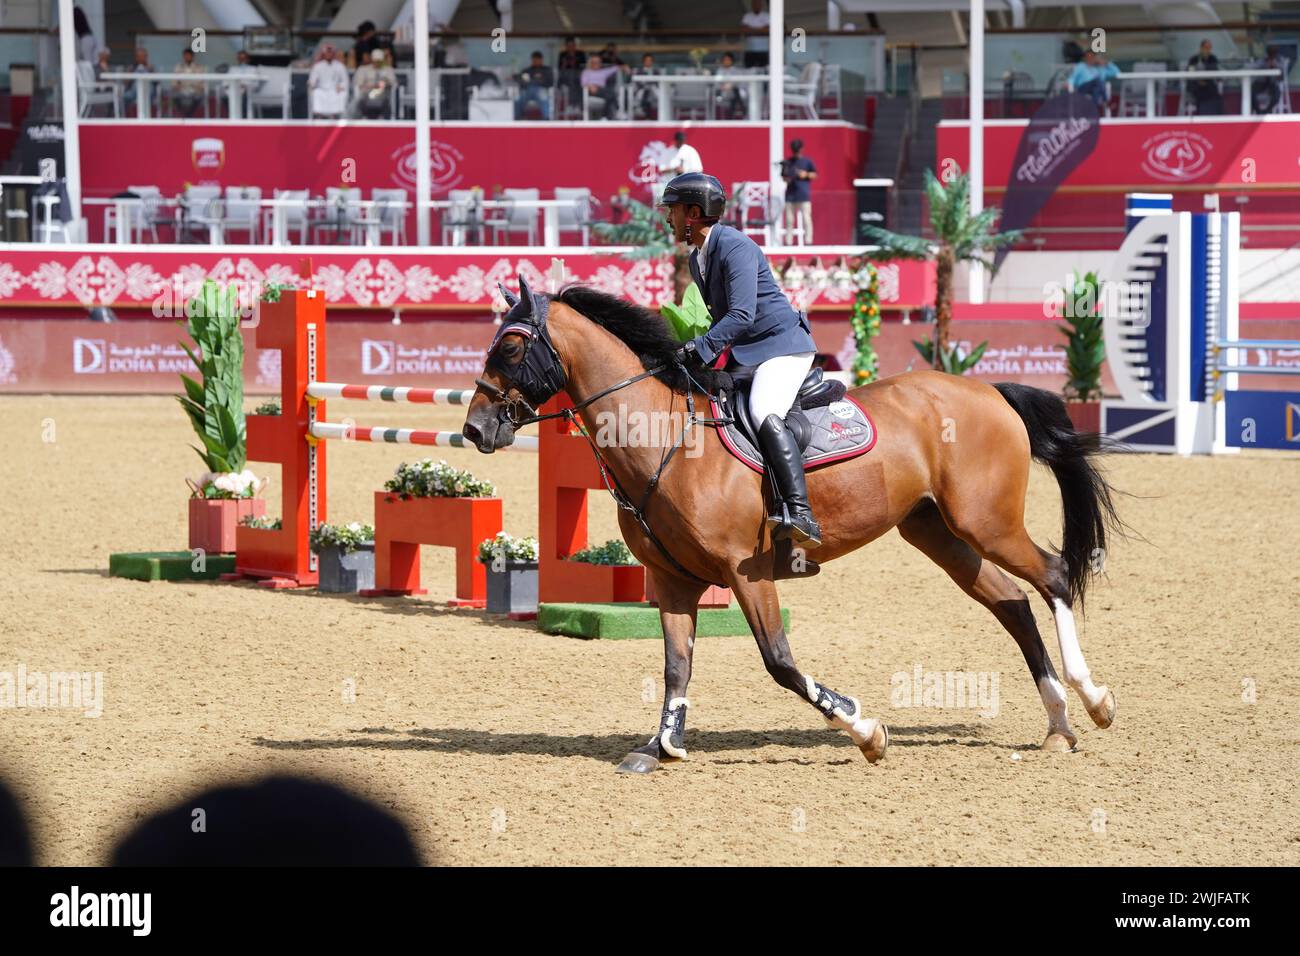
[658,171,822,546]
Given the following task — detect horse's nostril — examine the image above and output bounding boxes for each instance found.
[462,423,482,445]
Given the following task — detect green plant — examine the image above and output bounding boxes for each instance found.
[384,459,496,498]
[261,282,295,303]
[862,170,1022,368]
[477,531,540,565]
[1059,271,1105,402]
[309,522,374,554]
[241,515,282,530]
[913,337,989,375]
[176,280,246,475]
[659,282,711,342]
[848,262,881,384]
[253,399,281,416]
[568,539,640,566]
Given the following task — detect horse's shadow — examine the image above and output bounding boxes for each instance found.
[253,722,1020,762]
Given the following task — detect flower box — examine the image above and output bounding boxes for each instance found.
[189,497,265,554]
[485,561,540,615]
[1066,401,1101,435]
[317,543,376,594]
[367,493,504,606]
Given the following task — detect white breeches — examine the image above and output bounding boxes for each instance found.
[748,351,816,424]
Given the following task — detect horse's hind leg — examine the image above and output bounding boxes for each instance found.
[898,502,1077,750]
[939,501,1116,732]
[727,568,889,763]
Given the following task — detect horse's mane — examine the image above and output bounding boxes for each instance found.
[553,284,723,392]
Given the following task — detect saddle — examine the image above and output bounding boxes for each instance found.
[709,365,877,474]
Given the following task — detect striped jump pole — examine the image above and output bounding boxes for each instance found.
[309,421,539,452]
[306,382,477,405]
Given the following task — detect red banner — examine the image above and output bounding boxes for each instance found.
[937,118,1300,190]
[78,122,869,244]
[0,248,934,312]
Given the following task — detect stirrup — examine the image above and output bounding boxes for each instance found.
[789,513,823,547]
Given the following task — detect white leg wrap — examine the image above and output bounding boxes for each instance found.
[1037,674,1074,738]
[1051,598,1107,710]
[658,698,690,759]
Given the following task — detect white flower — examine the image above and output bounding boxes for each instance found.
[213,474,238,493]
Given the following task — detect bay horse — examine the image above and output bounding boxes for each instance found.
[463,279,1123,774]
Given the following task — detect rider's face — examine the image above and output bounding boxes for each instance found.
[660,203,693,243]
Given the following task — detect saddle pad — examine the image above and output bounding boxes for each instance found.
[709,393,877,474]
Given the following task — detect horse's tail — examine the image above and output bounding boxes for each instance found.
[992,382,1125,608]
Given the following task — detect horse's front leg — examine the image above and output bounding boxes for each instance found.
[729,570,890,764]
[616,571,707,774]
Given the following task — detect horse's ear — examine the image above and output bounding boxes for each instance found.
[497,282,519,307]
[516,273,534,310]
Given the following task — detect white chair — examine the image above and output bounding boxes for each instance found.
[366,188,409,245]
[670,70,713,120]
[265,189,309,245]
[441,189,481,246]
[179,185,222,243]
[734,181,776,246]
[490,188,540,245]
[1120,61,1169,117]
[248,67,291,118]
[313,187,363,243]
[32,193,81,242]
[78,61,120,117]
[103,185,164,242]
[785,62,822,119]
[555,187,595,246]
[820,63,842,119]
[223,186,262,244]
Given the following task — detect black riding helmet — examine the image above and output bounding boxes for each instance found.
[659,172,726,221]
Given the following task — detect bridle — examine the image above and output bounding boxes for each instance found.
[477,280,730,586]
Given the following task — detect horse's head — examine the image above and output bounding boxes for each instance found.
[463,274,568,453]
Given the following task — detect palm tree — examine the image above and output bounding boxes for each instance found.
[862,170,1021,368]
[593,197,694,304]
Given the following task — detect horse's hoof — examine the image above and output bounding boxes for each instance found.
[615,752,660,775]
[1041,732,1077,753]
[1088,688,1116,729]
[858,721,889,764]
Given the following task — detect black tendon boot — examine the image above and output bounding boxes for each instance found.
[757,413,823,546]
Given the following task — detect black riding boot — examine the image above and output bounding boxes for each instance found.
[757,413,823,546]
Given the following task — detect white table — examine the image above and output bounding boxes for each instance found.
[1118,68,1284,117]
[628,73,766,121]
[99,71,265,120]
[266,197,411,246]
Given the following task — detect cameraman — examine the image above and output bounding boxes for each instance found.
[780,139,817,244]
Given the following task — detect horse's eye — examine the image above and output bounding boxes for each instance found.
[500,341,523,364]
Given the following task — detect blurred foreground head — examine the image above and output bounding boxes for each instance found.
[0,777,33,866]
[110,775,422,866]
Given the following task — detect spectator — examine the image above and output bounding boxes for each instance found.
[580,53,619,120]
[600,42,630,74]
[94,48,111,79]
[657,130,703,183]
[741,0,771,69]
[633,52,660,119]
[172,47,206,118]
[515,50,554,120]
[1251,46,1284,115]
[308,43,349,118]
[122,46,154,114]
[781,138,817,244]
[1186,40,1223,115]
[715,51,746,119]
[351,47,396,119]
[1068,50,1119,111]
[557,36,587,109]
[348,19,391,70]
[73,6,97,63]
